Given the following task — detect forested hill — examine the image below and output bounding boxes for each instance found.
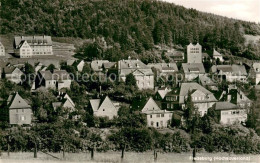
[1,0,260,60]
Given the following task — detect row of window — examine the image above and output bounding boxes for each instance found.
[166,96,177,101]
[190,50,200,54]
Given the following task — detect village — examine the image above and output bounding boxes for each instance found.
[0,35,260,159]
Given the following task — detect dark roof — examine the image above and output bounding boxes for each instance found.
[14,36,52,49]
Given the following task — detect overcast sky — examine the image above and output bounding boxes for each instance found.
[163,0,260,23]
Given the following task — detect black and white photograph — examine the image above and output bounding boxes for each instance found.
[0,0,260,162]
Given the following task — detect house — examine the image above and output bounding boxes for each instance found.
[0,41,5,56]
[14,36,53,56]
[166,49,184,62]
[141,97,173,128]
[73,60,85,72]
[52,92,75,112]
[187,43,202,63]
[214,102,247,124]
[147,63,178,76]
[36,70,71,90]
[179,83,217,116]
[91,60,109,72]
[220,85,252,109]
[182,63,205,81]
[3,66,24,84]
[213,49,224,62]
[250,63,260,85]
[118,58,154,90]
[13,40,33,58]
[211,64,247,82]
[161,88,180,110]
[198,74,218,91]
[7,92,32,125]
[154,87,172,101]
[89,96,119,119]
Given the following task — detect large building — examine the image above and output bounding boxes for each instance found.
[14,36,53,58]
[0,41,5,56]
[187,43,202,63]
[118,57,154,90]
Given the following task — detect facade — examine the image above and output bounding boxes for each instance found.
[0,41,5,56]
[4,67,24,84]
[141,97,173,128]
[91,60,109,72]
[187,43,202,63]
[14,40,33,58]
[214,102,247,124]
[182,63,205,81]
[166,49,184,62]
[118,58,154,90]
[211,64,248,83]
[73,60,85,72]
[36,70,71,90]
[179,83,217,116]
[8,92,32,125]
[14,36,53,57]
[161,88,180,111]
[52,93,75,112]
[90,96,119,119]
[213,49,224,62]
[147,63,178,76]
[220,85,252,109]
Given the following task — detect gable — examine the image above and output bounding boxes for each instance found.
[9,93,30,109]
[141,97,161,112]
[98,96,117,112]
[191,90,205,97]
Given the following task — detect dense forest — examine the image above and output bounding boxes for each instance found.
[1,0,260,60]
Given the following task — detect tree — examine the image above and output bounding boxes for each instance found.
[125,73,137,87]
[82,130,104,160]
[46,64,56,73]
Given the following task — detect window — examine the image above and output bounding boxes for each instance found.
[151,121,154,126]
[103,109,105,111]
[167,104,170,109]
[161,114,164,117]
[22,109,24,112]
[156,114,160,118]
[16,109,18,113]
[150,115,152,118]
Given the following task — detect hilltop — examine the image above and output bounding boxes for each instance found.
[0,0,260,60]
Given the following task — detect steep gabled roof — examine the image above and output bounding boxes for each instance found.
[182,63,205,73]
[8,92,30,109]
[213,49,222,57]
[141,97,161,112]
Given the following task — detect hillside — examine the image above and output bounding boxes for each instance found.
[1,0,260,60]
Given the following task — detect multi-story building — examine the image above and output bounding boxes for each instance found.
[8,92,32,125]
[179,83,217,116]
[214,102,247,124]
[0,41,5,56]
[14,40,32,58]
[141,97,173,128]
[187,43,202,63]
[118,57,154,90]
[14,36,53,57]
[182,63,205,81]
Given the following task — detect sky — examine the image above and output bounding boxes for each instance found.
[163,0,260,23]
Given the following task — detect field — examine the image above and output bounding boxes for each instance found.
[0,152,259,163]
[244,34,260,45]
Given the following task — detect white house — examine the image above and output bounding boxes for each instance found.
[4,67,24,84]
[179,83,217,116]
[89,96,119,119]
[14,40,33,58]
[211,64,248,83]
[187,43,202,63]
[118,58,154,90]
[14,36,53,56]
[182,63,205,81]
[141,97,173,128]
[52,92,76,112]
[147,63,178,76]
[214,102,247,124]
[213,49,224,62]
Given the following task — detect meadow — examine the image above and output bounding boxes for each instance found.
[0,151,260,163]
